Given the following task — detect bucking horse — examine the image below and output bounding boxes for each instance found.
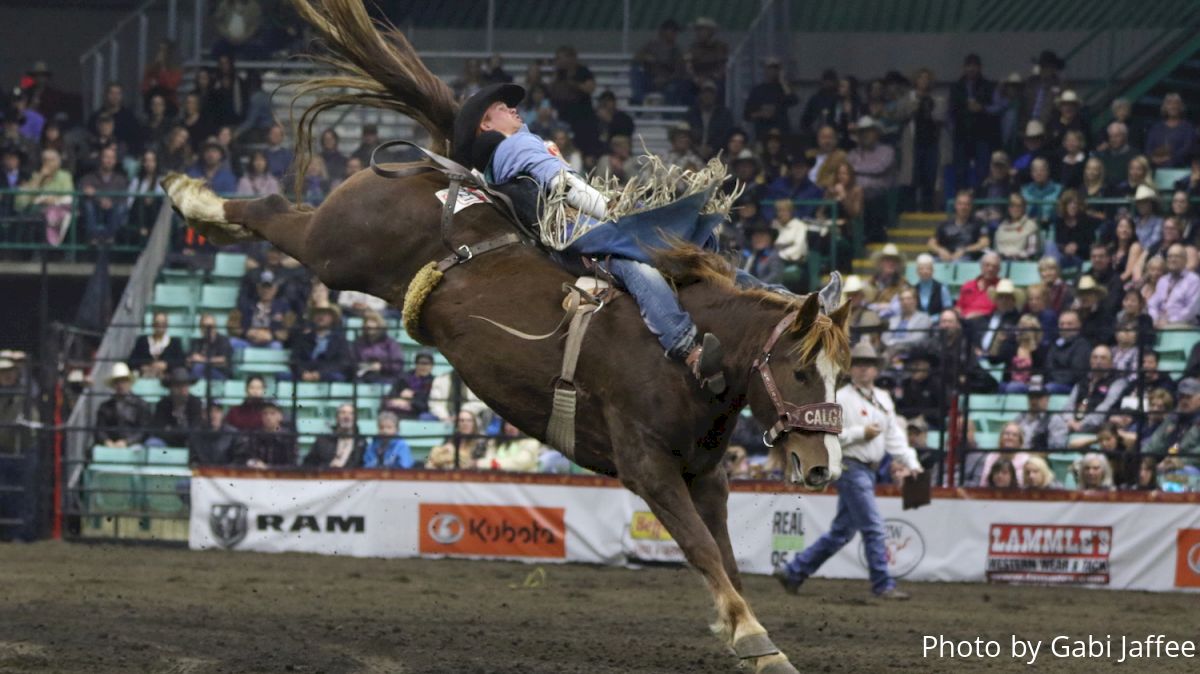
[162,2,852,671]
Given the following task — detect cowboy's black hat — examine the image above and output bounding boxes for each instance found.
[452,83,525,170]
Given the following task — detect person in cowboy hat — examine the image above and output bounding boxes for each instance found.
[1012,119,1050,180]
[743,56,797,139]
[289,303,352,383]
[688,17,729,85]
[775,339,922,600]
[978,278,1024,362]
[185,138,237,194]
[1024,50,1066,125]
[151,366,204,447]
[867,243,908,317]
[663,121,704,172]
[451,83,759,394]
[739,222,784,285]
[1046,89,1089,150]
[94,362,153,448]
[1131,183,1164,252]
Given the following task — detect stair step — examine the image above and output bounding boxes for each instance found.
[889,227,935,237]
[897,212,946,222]
[864,242,928,253]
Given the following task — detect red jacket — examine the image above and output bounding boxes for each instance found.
[956,277,998,319]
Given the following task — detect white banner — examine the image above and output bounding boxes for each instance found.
[191,472,1200,593]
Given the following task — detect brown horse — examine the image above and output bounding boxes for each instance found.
[163,2,852,672]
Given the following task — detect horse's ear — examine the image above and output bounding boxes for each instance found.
[794,291,821,329]
[817,271,843,313]
[828,299,853,330]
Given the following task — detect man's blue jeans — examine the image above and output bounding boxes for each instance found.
[784,459,895,595]
[607,258,696,359]
[83,199,129,241]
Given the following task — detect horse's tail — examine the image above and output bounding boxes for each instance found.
[289,0,459,194]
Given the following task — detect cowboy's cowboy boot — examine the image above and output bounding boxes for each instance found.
[685,332,726,395]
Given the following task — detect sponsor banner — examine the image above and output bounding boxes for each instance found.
[986,524,1112,585]
[191,475,1200,592]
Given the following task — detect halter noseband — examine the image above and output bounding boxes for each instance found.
[752,310,844,447]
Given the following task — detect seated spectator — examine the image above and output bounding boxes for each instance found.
[1074,276,1114,345]
[1000,315,1045,393]
[1037,256,1074,313]
[1020,158,1062,223]
[1093,121,1134,184]
[14,148,74,245]
[236,151,281,196]
[428,372,489,424]
[1148,244,1200,328]
[185,140,237,194]
[1014,379,1053,450]
[1115,289,1156,349]
[1056,129,1087,190]
[232,401,296,468]
[289,304,352,382]
[1132,184,1164,253]
[300,154,331,206]
[1095,422,1139,487]
[663,122,704,172]
[1134,455,1160,491]
[94,363,153,448]
[159,126,194,173]
[79,145,130,245]
[304,403,367,469]
[353,310,404,382]
[426,409,488,469]
[189,403,236,466]
[362,411,413,469]
[976,422,1032,487]
[973,152,1015,228]
[910,253,953,316]
[956,251,1002,320]
[1188,340,1200,380]
[812,161,863,269]
[179,93,213,154]
[1112,154,1154,202]
[548,46,598,148]
[882,288,932,353]
[1044,310,1092,394]
[238,270,291,349]
[128,149,165,234]
[1047,90,1089,152]
[1169,189,1199,244]
[1110,216,1144,283]
[1074,452,1115,490]
[1145,93,1195,169]
[740,224,784,285]
[189,313,233,381]
[319,129,347,182]
[129,312,186,378]
[766,156,822,217]
[550,129,584,173]
[0,146,29,217]
[1023,283,1058,345]
[1,110,38,170]
[1082,243,1124,317]
[1080,157,1113,221]
[841,275,880,334]
[929,190,988,261]
[141,41,182,114]
[1022,455,1061,489]
[1051,190,1099,268]
[87,83,137,150]
[977,279,1022,361]
[476,420,541,471]
[770,200,808,265]
[226,375,269,431]
[993,192,1040,261]
[895,350,942,429]
[1111,319,1140,381]
[526,101,569,146]
[986,457,1020,489]
[1142,350,1179,396]
[846,116,896,242]
[1012,120,1051,182]
[1141,378,1200,459]
[866,244,908,318]
[383,352,435,419]
[595,135,636,184]
[1153,218,1200,269]
[82,114,128,176]
[928,309,998,393]
[1048,345,1127,447]
[688,17,730,91]
[594,90,635,153]
[1138,254,1166,305]
[807,124,846,188]
[759,129,789,182]
[263,124,294,180]
[151,367,204,446]
[350,124,380,166]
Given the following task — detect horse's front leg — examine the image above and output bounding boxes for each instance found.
[687,466,742,591]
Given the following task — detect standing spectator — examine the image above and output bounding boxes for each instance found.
[895,68,946,212]
[185,141,237,194]
[226,375,269,431]
[211,55,249,125]
[127,149,165,235]
[349,123,379,167]
[304,403,367,469]
[1093,121,1134,185]
[353,310,405,382]
[189,313,233,381]
[774,341,921,599]
[189,403,236,466]
[263,123,294,180]
[289,304,352,382]
[929,190,988,261]
[383,351,435,420]
[1146,93,1196,169]
[910,254,953,316]
[0,147,30,217]
[14,148,73,245]
[79,145,130,245]
[685,80,733,160]
[1148,244,1200,328]
[1046,90,1089,151]
[956,252,1002,320]
[1052,190,1099,268]
[232,401,296,468]
[236,150,281,196]
[1044,310,1092,394]
[180,92,214,154]
[129,312,186,378]
[766,155,822,217]
[740,224,784,285]
[547,46,597,140]
[800,70,840,138]
[94,363,153,448]
[151,367,204,447]
[663,122,704,172]
[593,91,635,155]
[81,115,126,176]
[1012,120,1051,182]
[632,19,685,104]
[141,40,183,111]
[362,411,413,469]
[687,18,729,89]
[974,151,1015,228]
[88,83,140,150]
[319,129,348,182]
[1023,50,1066,127]
[1048,345,1127,448]
[1021,158,1062,223]
[138,94,173,155]
[950,53,998,191]
[994,192,1041,260]
[846,116,896,242]
[743,57,797,139]
[238,269,291,348]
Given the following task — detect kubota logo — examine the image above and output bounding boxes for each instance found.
[427,512,464,545]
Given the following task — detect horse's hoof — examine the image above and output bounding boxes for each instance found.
[756,655,799,674]
[733,632,780,659]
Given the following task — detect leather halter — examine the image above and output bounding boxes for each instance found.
[751,310,844,447]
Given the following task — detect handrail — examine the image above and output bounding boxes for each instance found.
[79,0,160,61]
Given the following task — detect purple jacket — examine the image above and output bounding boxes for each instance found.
[354,336,405,378]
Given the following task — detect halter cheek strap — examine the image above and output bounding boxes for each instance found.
[752,310,844,446]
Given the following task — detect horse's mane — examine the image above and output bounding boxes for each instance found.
[654,243,851,370]
[288,0,459,195]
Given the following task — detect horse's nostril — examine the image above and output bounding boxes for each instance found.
[807,466,830,485]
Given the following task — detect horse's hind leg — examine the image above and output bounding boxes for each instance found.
[617,446,797,674]
[162,173,311,262]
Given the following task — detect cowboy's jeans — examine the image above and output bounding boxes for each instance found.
[734,267,793,296]
[607,258,696,359]
[784,459,895,594]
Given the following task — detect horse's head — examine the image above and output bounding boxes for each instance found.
[745,280,852,490]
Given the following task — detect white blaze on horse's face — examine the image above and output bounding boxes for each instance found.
[815,351,843,481]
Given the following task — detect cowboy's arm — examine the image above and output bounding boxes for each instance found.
[491,131,607,219]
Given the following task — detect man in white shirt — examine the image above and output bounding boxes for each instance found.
[776,341,922,600]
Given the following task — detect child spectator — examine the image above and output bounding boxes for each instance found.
[362,411,413,469]
[1022,455,1060,489]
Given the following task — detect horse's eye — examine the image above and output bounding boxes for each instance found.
[793,371,807,383]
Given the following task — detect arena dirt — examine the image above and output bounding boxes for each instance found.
[0,541,1196,673]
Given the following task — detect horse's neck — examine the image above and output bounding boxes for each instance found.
[683,285,788,394]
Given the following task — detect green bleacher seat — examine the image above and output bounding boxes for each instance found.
[954,261,981,284]
[151,284,196,311]
[1158,330,1200,360]
[970,394,1007,412]
[236,348,291,375]
[190,378,221,398]
[932,262,955,284]
[1002,395,1028,412]
[357,419,378,436]
[92,445,147,465]
[211,252,248,282]
[974,432,999,450]
[199,284,239,310]
[147,447,190,466]
[1008,261,1040,286]
[1154,168,1189,192]
[84,466,139,514]
[142,472,188,514]
[1048,394,1069,410]
[1048,452,1084,487]
[925,430,942,449]
[296,417,331,435]
[294,381,329,400]
[400,419,452,448]
[131,378,166,401]
[274,380,294,400]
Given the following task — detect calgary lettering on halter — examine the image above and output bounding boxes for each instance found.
[802,407,842,428]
